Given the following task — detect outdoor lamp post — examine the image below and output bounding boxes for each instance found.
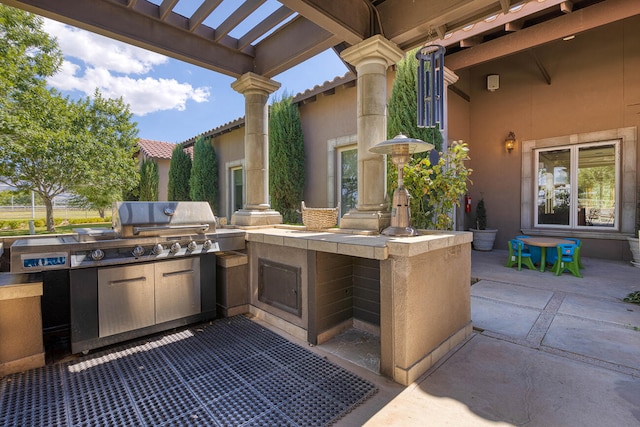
[370,134,434,236]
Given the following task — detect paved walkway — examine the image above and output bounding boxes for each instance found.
[336,249,640,426]
[2,249,639,426]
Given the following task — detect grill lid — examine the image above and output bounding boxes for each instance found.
[113,201,216,238]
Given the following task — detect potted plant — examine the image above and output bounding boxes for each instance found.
[470,198,498,251]
[628,196,640,267]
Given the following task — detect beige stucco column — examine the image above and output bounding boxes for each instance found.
[230,72,283,226]
[339,35,404,232]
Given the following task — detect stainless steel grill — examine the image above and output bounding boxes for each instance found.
[9,201,246,355]
[11,201,245,273]
[113,201,216,238]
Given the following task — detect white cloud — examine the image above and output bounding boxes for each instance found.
[43,19,167,74]
[43,19,211,116]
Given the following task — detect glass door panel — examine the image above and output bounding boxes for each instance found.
[537,149,571,226]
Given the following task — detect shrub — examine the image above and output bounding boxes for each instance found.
[190,136,218,213]
[269,94,305,223]
[7,220,25,230]
[139,158,159,201]
[168,144,192,201]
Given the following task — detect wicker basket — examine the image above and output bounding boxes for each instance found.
[301,201,339,230]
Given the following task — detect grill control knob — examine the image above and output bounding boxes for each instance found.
[202,240,212,250]
[132,245,145,258]
[151,244,164,255]
[90,249,104,261]
[170,242,181,254]
[187,240,197,252]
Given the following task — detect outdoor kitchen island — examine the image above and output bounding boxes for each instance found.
[244,227,473,386]
[8,202,247,357]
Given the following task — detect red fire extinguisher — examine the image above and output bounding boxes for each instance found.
[465,194,472,213]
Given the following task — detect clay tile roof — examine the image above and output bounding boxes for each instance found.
[180,72,356,147]
[137,138,183,160]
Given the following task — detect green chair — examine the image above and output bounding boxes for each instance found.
[516,235,541,265]
[551,243,583,278]
[564,238,584,269]
[506,239,536,271]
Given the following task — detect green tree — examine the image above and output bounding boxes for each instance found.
[386,49,471,230]
[387,48,442,150]
[0,5,62,112]
[0,6,139,230]
[71,91,140,217]
[189,136,218,213]
[168,144,192,201]
[0,189,40,206]
[138,158,159,201]
[269,94,305,223]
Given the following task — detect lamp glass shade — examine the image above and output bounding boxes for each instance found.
[505,132,516,152]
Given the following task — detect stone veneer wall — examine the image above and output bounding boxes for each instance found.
[311,253,381,342]
[352,257,380,326]
[313,252,353,336]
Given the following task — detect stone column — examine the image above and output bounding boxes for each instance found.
[230,72,283,226]
[339,35,404,232]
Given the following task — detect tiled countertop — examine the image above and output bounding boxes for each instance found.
[244,227,472,260]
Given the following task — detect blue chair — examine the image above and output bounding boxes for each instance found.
[516,235,541,265]
[551,243,582,278]
[506,239,536,271]
[564,238,584,269]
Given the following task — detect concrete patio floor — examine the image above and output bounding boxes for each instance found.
[332,249,640,426]
[2,248,639,426]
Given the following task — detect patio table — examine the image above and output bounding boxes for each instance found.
[519,237,569,272]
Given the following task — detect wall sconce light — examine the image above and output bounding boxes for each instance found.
[505,131,516,153]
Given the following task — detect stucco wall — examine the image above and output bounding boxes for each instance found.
[210,130,245,221]
[298,82,358,208]
[460,17,640,259]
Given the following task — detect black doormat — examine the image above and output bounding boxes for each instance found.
[0,315,377,426]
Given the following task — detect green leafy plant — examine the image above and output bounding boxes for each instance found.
[623,291,640,304]
[475,198,487,230]
[392,141,472,230]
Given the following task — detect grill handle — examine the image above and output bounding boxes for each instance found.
[132,224,210,235]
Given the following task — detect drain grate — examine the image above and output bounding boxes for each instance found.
[0,315,377,426]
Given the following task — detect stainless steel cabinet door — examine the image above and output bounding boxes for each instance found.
[155,258,201,324]
[98,263,155,337]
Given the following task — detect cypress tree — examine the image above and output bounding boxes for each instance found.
[387,48,442,150]
[138,158,158,201]
[168,144,191,201]
[269,94,305,223]
[189,135,218,213]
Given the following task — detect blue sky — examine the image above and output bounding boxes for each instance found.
[42,12,349,144]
